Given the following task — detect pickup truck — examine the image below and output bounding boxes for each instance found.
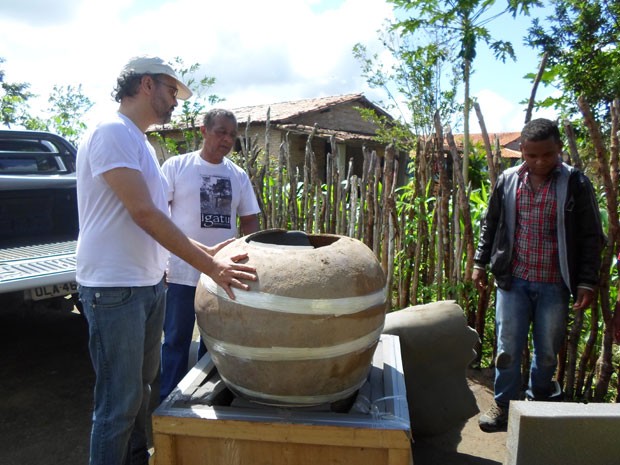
[0,130,79,312]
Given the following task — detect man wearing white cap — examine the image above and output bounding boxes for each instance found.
[76,56,257,465]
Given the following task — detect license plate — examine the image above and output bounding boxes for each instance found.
[30,282,78,301]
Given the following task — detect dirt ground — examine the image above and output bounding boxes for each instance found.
[413,369,507,465]
[0,303,507,465]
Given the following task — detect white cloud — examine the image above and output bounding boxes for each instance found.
[470,89,560,134]
[0,0,555,135]
[470,89,521,134]
[0,0,77,26]
[0,0,394,129]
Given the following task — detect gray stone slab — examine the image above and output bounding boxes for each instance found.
[506,400,620,465]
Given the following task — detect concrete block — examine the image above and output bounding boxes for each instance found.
[506,400,620,465]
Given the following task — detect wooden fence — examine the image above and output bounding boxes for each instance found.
[225,108,620,404]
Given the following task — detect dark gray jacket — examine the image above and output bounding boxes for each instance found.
[473,162,604,297]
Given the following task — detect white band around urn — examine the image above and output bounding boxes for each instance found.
[219,372,367,406]
[202,324,383,361]
[200,274,386,316]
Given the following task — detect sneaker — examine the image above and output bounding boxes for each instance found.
[478,403,509,432]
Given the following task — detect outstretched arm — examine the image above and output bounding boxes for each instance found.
[102,167,256,298]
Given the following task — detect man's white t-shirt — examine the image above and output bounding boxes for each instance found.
[76,112,170,287]
[161,151,260,287]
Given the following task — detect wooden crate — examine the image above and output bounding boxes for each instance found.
[152,334,412,465]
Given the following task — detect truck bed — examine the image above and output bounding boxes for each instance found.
[0,238,77,294]
[0,130,79,307]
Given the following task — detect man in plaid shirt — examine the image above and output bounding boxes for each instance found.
[472,118,603,432]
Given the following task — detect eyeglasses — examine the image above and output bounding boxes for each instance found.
[153,78,178,98]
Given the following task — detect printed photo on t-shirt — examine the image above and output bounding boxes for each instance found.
[200,175,232,229]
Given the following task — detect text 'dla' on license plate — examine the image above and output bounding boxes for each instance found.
[30,282,78,301]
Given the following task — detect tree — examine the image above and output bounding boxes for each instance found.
[354,23,467,312]
[354,28,460,142]
[0,57,35,129]
[12,84,93,146]
[34,84,93,146]
[525,0,620,123]
[171,57,223,153]
[1,57,94,145]
[386,0,541,185]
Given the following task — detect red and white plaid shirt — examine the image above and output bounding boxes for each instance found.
[511,163,562,283]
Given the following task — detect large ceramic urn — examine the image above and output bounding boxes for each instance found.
[195,229,387,407]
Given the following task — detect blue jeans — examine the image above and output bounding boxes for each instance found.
[79,280,165,465]
[494,278,570,406]
[160,283,207,402]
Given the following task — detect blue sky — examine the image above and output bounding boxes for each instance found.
[0,0,557,133]
[463,2,558,131]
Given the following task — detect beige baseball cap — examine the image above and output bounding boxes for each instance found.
[120,56,193,100]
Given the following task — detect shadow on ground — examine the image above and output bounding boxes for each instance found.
[0,304,93,465]
[414,427,503,465]
[412,368,507,465]
[0,305,506,465]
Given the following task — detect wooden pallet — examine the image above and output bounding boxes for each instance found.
[152,334,412,465]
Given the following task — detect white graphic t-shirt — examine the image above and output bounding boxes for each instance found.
[161,151,260,286]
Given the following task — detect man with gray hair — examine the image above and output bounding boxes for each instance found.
[160,108,261,402]
[76,57,257,465]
